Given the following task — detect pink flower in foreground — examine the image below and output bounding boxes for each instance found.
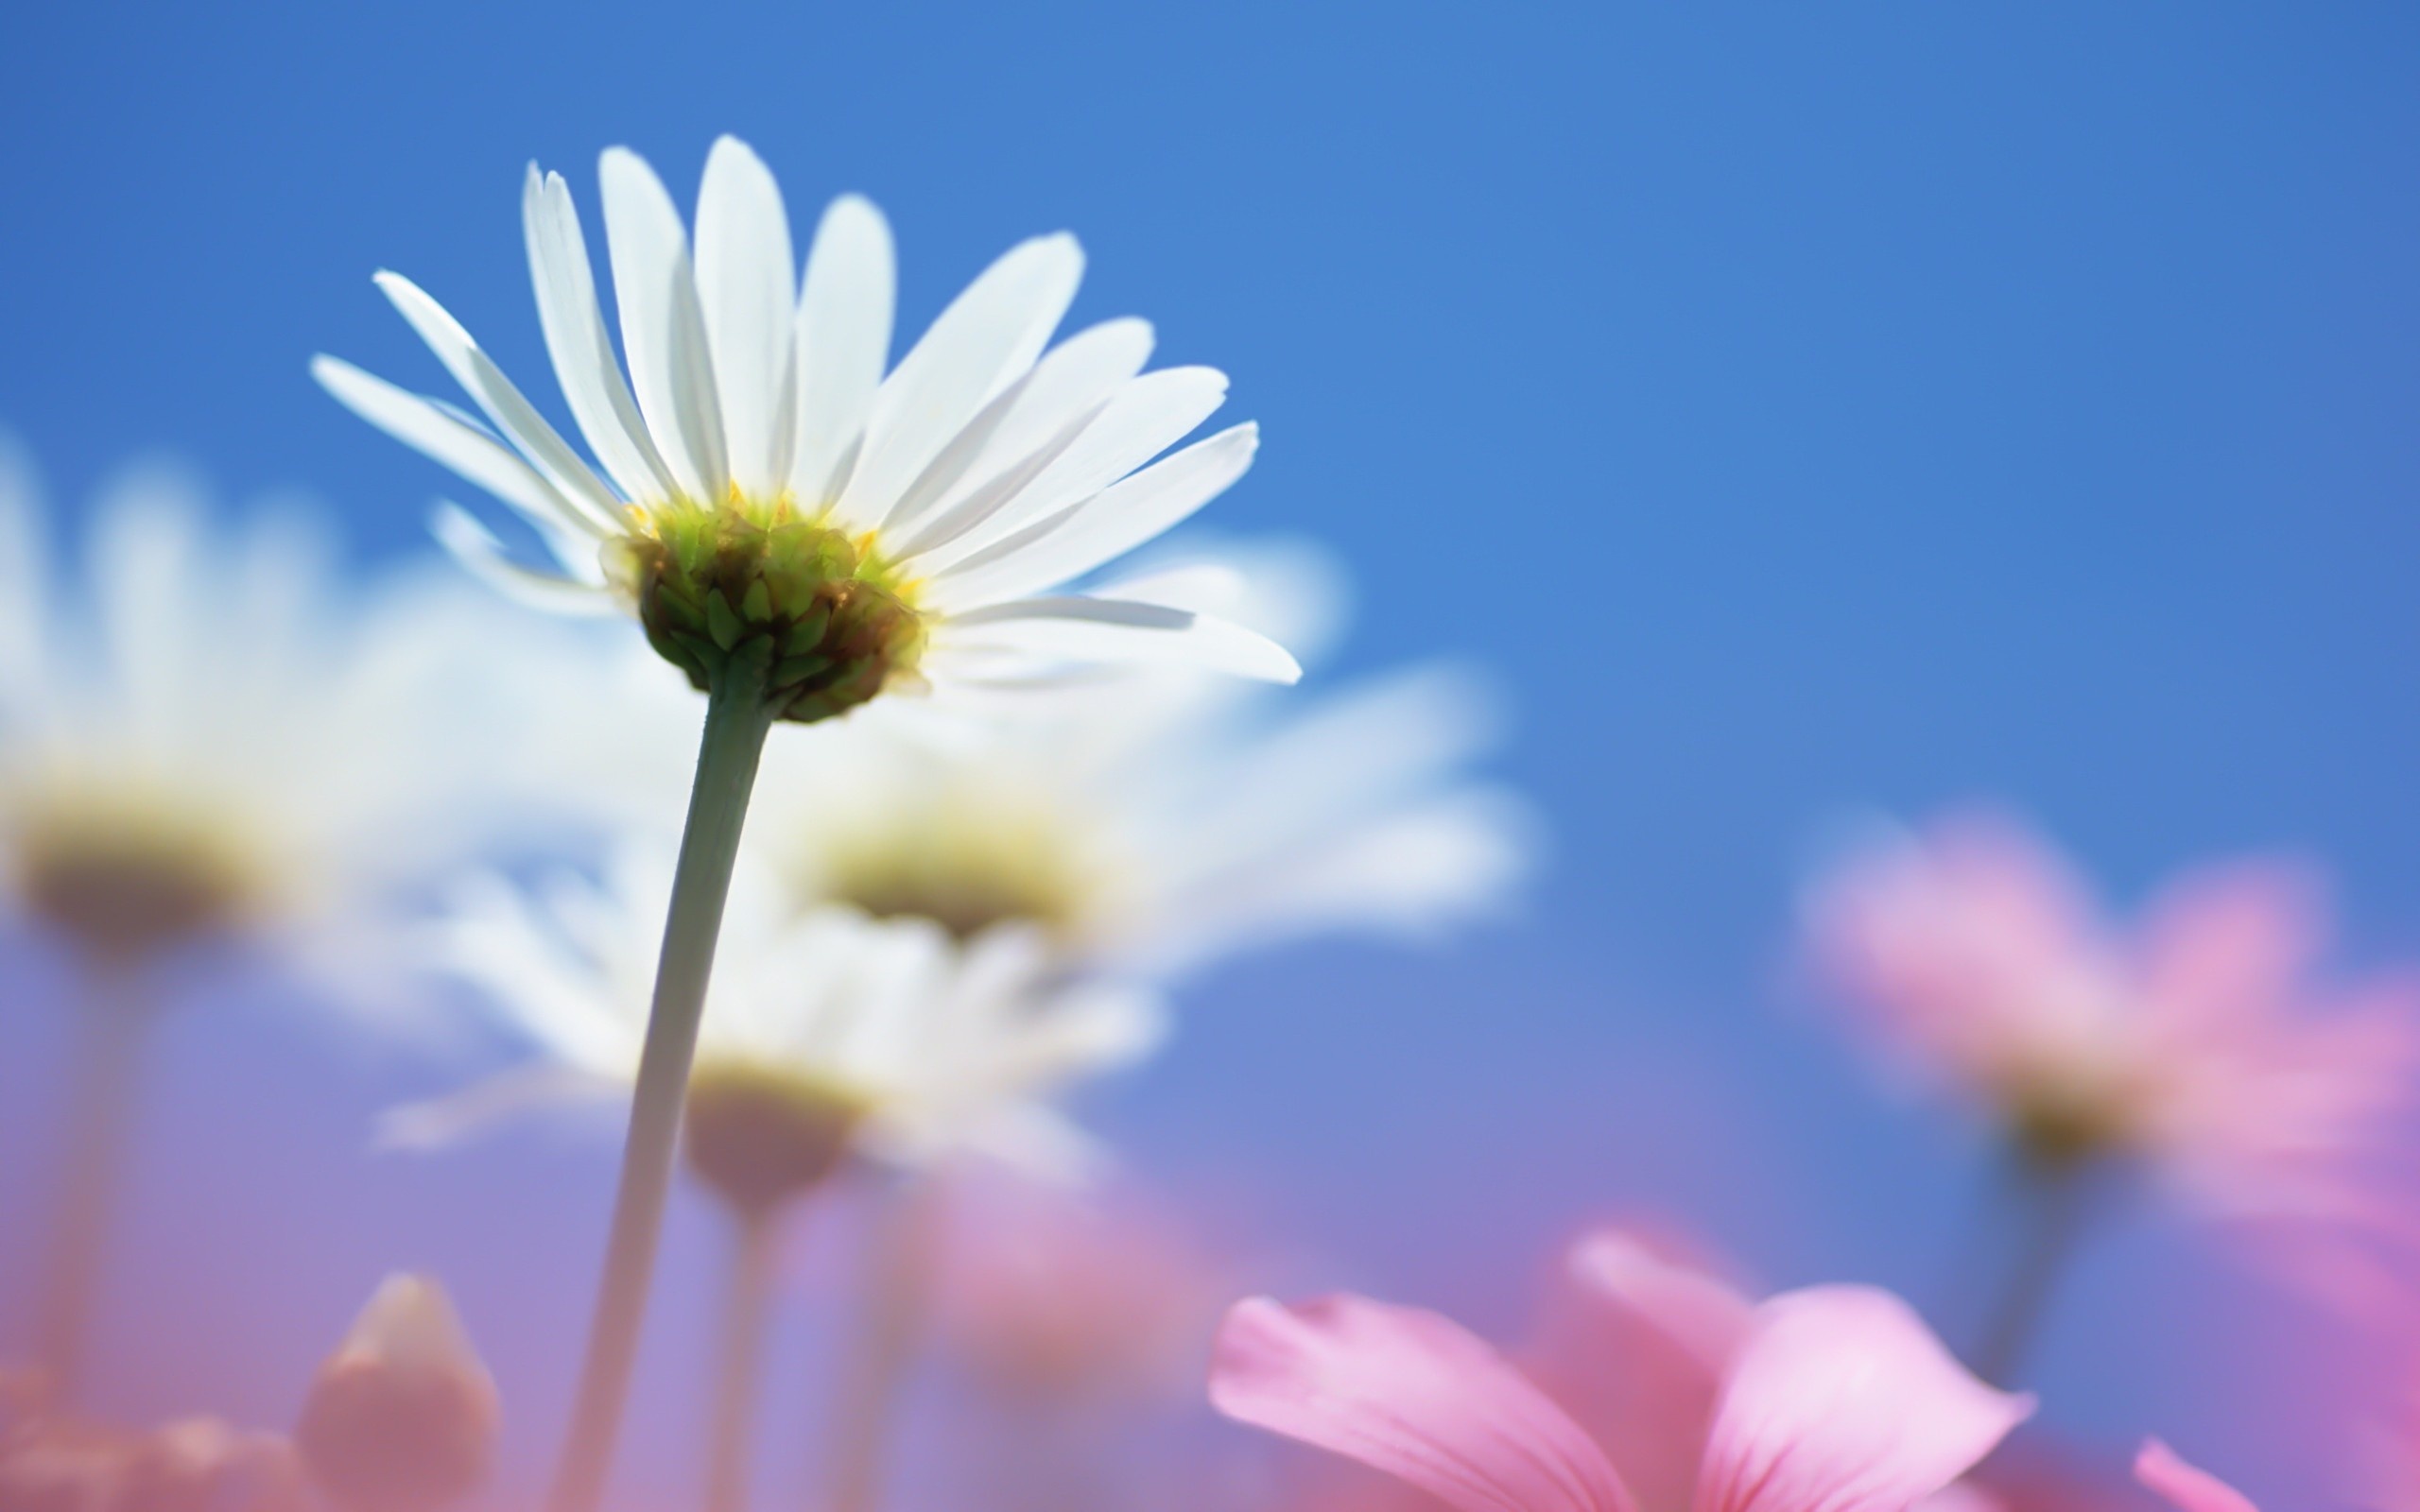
[1806,812,2420,1298]
[930,1169,1235,1409]
[2134,1440,2257,1512]
[1209,1231,2031,1512]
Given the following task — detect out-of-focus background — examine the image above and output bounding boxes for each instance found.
[4,2,2417,1504]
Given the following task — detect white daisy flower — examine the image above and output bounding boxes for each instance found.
[386,844,1167,1203]
[0,438,589,974]
[315,134,1296,726]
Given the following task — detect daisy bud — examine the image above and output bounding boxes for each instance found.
[604,504,926,724]
[682,1059,868,1218]
[294,1276,499,1512]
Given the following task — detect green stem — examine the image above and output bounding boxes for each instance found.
[703,1207,780,1512]
[823,1175,941,1512]
[547,673,777,1512]
[1966,1153,2096,1388]
[36,963,151,1403]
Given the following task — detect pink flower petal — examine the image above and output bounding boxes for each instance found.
[2134,1440,2257,1512]
[1528,1227,1756,1512]
[1211,1295,1636,1512]
[1694,1286,2033,1512]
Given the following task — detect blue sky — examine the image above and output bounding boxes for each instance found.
[5,2,2418,1501]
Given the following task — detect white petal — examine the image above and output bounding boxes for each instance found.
[789,194,895,507]
[838,232,1082,529]
[1083,560,1247,612]
[913,365,1227,572]
[927,422,1258,611]
[524,165,677,504]
[314,355,605,549]
[597,146,730,503]
[372,274,628,537]
[962,318,1154,489]
[884,318,1154,558]
[694,136,797,499]
[375,1064,618,1150]
[431,503,618,616]
[881,399,1098,562]
[940,596,1299,682]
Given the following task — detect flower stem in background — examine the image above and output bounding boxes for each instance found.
[824,1176,942,1512]
[703,1210,780,1512]
[1966,1151,2100,1387]
[547,670,778,1512]
[36,963,154,1403]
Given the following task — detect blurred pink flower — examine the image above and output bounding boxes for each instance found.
[1805,811,2420,1302]
[2134,1439,2256,1512]
[930,1168,1236,1410]
[1210,1228,2030,1512]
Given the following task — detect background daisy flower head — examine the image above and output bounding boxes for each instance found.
[0,435,586,980]
[316,134,1297,725]
[384,842,1168,1195]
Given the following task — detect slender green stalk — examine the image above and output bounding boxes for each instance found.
[1966,1152,2097,1387]
[703,1208,780,1512]
[547,674,777,1512]
[35,963,151,1402]
[823,1175,941,1512]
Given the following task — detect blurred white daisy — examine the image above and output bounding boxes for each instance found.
[385,844,1167,1194]
[316,134,1294,726]
[741,542,1536,980]
[0,438,591,974]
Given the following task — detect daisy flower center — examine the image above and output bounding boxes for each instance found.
[605,493,928,725]
[681,1057,871,1217]
[813,801,1098,942]
[11,787,269,960]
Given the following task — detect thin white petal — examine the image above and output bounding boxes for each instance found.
[839,232,1082,528]
[1083,560,1247,612]
[694,136,797,500]
[524,164,678,503]
[431,503,617,615]
[598,146,730,502]
[927,421,1258,610]
[885,318,1154,558]
[313,354,605,546]
[789,194,895,507]
[961,317,1154,489]
[372,273,628,536]
[914,365,1228,572]
[941,596,1299,682]
[376,1064,617,1150]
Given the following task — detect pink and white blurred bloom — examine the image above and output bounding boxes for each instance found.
[1804,811,2420,1299]
[930,1168,1236,1409]
[1211,1230,2031,1512]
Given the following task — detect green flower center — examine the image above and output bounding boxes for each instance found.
[607,496,927,725]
